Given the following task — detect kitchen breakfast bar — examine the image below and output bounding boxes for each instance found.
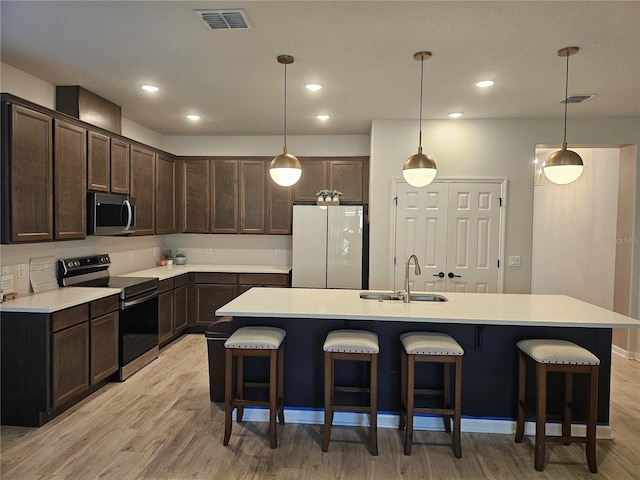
[216,288,640,434]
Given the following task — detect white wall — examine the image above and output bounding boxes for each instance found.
[531,148,620,309]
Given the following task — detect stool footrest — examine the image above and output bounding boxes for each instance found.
[331,404,372,413]
[334,386,371,394]
[243,381,269,389]
[413,406,456,416]
[415,388,444,396]
[546,436,588,444]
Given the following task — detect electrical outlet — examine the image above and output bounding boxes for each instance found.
[1,266,9,275]
[276,247,282,256]
[153,247,159,257]
[206,248,212,255]
[509,256,521,267]
[17,264,26,278]
[128,250,134,259]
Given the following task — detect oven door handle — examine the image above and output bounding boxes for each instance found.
[122,290,159,309]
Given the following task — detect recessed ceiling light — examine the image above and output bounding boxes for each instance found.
[186,114,201,121]
[315,114,330,121]
[448,112,463,119]
[474,80,494,88]
[141,84,159,92]
[305,83,322,91]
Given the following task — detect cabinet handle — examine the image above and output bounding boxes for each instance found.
[433,272,445,278]
[448,272,462,279]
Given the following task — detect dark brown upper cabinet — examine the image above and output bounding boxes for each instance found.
[210,160,238,233]
[87,130,110,192]
[182,159,210,233]
[239,159,266,234]
[110,139,130,194]
[130,145,156,235]
[266,180,293,234]
[1,103,54,243]
[294,157,368,203]
[54,119,86,240]
[155,153,176,234]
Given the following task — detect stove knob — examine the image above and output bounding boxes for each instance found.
[67,261,73,268]
[75,261,80,266]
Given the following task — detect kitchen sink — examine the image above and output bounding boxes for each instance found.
[359,292,448,302]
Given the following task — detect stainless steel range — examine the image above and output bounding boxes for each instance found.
[58,254,159,380]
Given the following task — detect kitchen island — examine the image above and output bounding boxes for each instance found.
[217,288,640,434]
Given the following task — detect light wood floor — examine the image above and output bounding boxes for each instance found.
[1,334,639,479]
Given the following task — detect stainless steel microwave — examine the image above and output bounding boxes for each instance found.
[87,192,136,236]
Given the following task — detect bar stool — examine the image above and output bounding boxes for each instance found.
[322,329,379,456]
[399,332,464,457]
[223,326,286,449]
[515,339,600,473]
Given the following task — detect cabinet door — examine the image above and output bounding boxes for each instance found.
[155,154,176,234]
[329,160,364,202]
[240,159,265,234]
[130,146,156,235]
[52,322,89,409]
[194,283,237,326]
[110,139,130,194]
[90,311,118,384]
[267,181,293,234]
[158,290,174,345]
[183,159,210,233]
[87,130,110,192]
[294,159,328,202]
[54,120,86,240]
[211,160,238,233]
[173,283,189,334]
[5,105,53,242]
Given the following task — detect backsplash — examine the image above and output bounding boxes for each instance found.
[1,234,292,295]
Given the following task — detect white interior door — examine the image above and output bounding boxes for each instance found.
[395,182,448,292]
[394,181,503,293]
[446,183,502,293]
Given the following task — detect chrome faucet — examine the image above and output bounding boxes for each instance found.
[404,254,422,303]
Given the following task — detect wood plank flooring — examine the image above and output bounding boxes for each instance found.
[1,334,639,479]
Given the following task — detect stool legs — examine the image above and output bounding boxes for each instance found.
[223,344,285,449]
[323,351,378,456]
[400,349,462,458]
[515,350,599,473]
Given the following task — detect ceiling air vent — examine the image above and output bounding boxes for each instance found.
[561,94,596,104]
[194,9,252,30]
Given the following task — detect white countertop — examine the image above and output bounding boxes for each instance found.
[216,288,640,328]
[0,287,121,314]
[0,264,290,313]
[120,264,291,281]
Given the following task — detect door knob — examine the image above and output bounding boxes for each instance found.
[433,272,445,278]
[448,272,461,279]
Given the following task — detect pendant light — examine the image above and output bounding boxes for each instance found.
[544,47,584,185]
[269,54,302,187]
[403,51,437,187]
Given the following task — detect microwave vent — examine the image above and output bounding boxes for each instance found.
[561,94,596,104]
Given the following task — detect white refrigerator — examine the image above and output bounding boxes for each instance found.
[292,205,367,289]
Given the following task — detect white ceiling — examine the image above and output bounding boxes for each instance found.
[1,1,639,136]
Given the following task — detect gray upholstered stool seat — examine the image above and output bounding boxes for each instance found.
[223,326,286,449]
[399,331,464,457]
[225,326,286,349]
[323,329,379,455]
[515,339,599,473]
[323,329,380,354]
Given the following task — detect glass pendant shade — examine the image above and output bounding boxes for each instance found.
[269,152,302,187]
[403,149,437,187]
[544,147,583,184]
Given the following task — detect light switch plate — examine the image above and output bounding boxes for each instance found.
[509,256,521,267]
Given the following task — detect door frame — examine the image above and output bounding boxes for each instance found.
[390,177,508,293]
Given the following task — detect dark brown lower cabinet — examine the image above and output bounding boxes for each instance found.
[1,294,119,426]
[159,274,190,346]
[90,311,119,384]
[52,322,89,409]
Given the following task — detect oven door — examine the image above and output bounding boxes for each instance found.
[119,290,158,368]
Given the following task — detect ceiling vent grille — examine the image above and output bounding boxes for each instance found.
[194,9,252,30]
[561,94,596,104]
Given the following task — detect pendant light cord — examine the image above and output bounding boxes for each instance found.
[562,51,569,148]
[283,62,288,153]
[418,56,424,152]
